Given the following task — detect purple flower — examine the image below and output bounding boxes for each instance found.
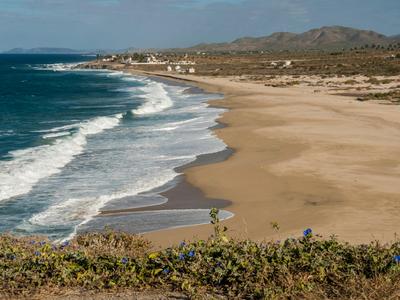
[60,241,69,248]
[178,253,185,261]
[121,257,128,265]
[179,241,186,247]
[163,268,170,274]
[34,251,41,256]
[394,255,400,263]
[216,262,222,267]
[39,241,46,246]
[29,240,36,245]
[303,228,312,237]
[188,250,195,257]
[51,245,57,251]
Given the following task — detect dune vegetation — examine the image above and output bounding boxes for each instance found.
[1,209,400,299]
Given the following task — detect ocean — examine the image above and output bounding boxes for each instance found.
[0,54,231,241]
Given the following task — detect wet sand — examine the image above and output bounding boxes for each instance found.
[84,61,400,248]
[100,149,233,215]
[133,72,400,248]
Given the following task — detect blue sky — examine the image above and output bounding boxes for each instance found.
[0,0,399,51]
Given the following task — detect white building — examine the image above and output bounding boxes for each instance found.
[283,60,292,68]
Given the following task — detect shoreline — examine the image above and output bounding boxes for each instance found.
[139,71,400,247]
[81,63,400,248]
[100,148,233,215]
[89,68,235,235]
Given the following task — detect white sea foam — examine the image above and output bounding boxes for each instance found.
[35,123,78,133]
[42,131,71,139]
[2,71,227,240]
[29,169,177,229]
[132,82,173,115]
[107,71,124,77]
[0,114,123,202]
[149,126,179,132]
[0,130,14,137]
[33,62,82,72]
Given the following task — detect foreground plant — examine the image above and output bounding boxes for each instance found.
[1,209,400,299]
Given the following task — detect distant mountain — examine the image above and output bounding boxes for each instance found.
[186,26,397,52]
[2,47,160,55]
[2,47,102,55]
[5,27,398,55]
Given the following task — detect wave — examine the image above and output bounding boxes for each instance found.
[122,75,148,82]
[42,131,71,139]
[0,114,123,202]
[0,130,15,137]
[132,82,173,115]
[106,71,124,77]
[33,62,83,72]
[28,168,177,238]
[34,123,79,133]
[1,70,228,240]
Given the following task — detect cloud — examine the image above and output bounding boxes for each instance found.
[0,0,398,51]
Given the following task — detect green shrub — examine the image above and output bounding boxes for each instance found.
[1,209,400,298]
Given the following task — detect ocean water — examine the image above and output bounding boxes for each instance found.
[0,54,231,240]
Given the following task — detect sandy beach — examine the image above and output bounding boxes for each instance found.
[123,72,400,247]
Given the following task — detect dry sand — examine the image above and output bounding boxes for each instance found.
[127,72,400,248]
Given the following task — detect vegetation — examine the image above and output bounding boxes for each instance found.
[119,49,400,78]
[1,209,400,299]
[357,90,400,104]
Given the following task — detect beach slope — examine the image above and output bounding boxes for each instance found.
[143,74,400,247]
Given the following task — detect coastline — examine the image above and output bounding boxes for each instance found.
[139,71,400,247]
[82,63,400,248]
[100,148,233,215]
[86,69,235,237]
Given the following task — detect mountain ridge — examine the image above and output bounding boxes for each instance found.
[186,26,400,52]
[3,26,400,54]
[2,47,101,55]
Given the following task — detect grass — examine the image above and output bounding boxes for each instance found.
[357,90,400,104]
[1,209,400,299]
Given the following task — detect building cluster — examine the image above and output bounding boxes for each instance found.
[99,53,197,73]
[167,65,196,74]
[100,53,196,65]
[270,60,293,69]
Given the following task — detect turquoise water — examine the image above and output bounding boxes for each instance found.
[0,54,229,240]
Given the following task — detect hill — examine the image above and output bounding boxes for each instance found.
[187,26,398,52]
[391,34,400,41]
[2,47,100,55]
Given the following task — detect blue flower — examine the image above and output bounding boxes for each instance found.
[216,262,222,267]
[303,228,312,237]
[29,240,36,245]
[8,254,16,260]
[394,255,400,263]
[178,253,185,261]
[121,257,128,265]
[34,251,41,256]
[163,268,170,274]
[188,250,195,257]
[60,241,69,248]
[179,241,186,247]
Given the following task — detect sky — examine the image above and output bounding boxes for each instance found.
[0,0,399,51]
